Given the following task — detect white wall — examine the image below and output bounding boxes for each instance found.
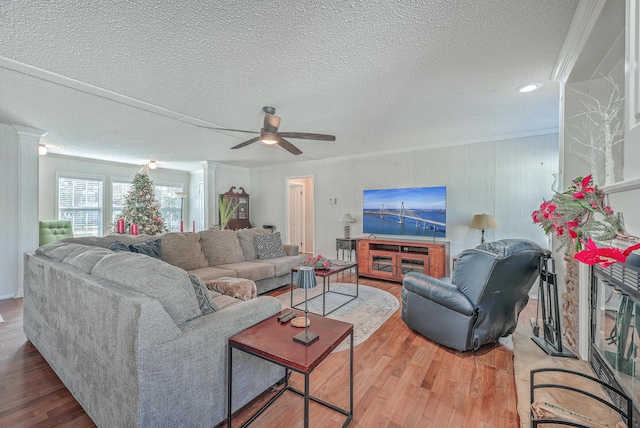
[39,155,191,234]
[250,133,558,263]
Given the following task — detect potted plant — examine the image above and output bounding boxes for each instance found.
[218,195,239,230]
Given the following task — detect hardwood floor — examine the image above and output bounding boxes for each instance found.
[0,273,524,427]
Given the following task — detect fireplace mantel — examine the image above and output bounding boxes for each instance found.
[602,177,640,194]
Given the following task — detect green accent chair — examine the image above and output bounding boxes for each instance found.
[39,220,74,246]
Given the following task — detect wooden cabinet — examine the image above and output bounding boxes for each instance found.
[356,238,449,282]
[220,187,252,230]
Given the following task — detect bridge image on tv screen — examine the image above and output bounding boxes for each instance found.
[363,186,446,238]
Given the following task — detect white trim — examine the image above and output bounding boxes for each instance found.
[601,177,640,193]
[253,129,560,172]
[551,0,607,82]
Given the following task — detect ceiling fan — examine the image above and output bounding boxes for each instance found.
[202,106,335,155]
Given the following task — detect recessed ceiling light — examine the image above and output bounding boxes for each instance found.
[518,83,543,93]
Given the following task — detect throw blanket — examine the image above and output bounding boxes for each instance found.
[205,277,257,301]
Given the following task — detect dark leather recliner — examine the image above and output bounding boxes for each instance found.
[401,239,548,352]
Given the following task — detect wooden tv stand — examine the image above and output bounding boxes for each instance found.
[356,238,449,282]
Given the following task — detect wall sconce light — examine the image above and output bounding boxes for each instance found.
[38,144,48,155]
[339,213,356,239]
[470,214,498,244]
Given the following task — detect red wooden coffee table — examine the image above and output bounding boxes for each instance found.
[227,309,353,427]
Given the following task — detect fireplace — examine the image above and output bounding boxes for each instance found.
[590,252,640,428]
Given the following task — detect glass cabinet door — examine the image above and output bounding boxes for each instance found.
[370,252,395,278]
[399,256,427,275]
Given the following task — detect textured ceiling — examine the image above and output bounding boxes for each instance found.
[0,0,579,171]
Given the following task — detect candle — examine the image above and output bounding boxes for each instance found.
[180,220,184,232]
[192,221,195,232]
[117,218,125,234]
[131,224,138,235]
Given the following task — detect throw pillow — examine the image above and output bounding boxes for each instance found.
[108,240,131,252]
[255,232,287,260]
[189,274,217,315]
[109,239,163,259]
[129,239,163,259]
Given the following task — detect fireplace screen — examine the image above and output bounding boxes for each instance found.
[591,253,640,427]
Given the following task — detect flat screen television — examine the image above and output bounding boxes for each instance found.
[363,186,446,238]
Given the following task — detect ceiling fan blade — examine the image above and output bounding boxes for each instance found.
[230,136,260,149]
[198,125,260,134]
[263,114,281,133]
[277,132,335,141]
[277,138,303,155]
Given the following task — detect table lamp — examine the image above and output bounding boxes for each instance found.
[470,214,498,244]
[293,267,320,345]
[339,213,356,239]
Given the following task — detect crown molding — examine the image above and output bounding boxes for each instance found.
[551,0,607,83]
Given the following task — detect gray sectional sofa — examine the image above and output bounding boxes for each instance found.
[63,228,307,295]
[23,228,306,427]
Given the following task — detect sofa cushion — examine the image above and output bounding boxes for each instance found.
[160,232,208,271]
[187,266,238,282]
[61,234,152,248]
[63,246,114,273]
[255,232,287,260]
[189,274,217,314]
[92,252,202,325]
[36,242,88,262]
[255,254,308,277]
[237,228,270,261]
[215,262,275,281]
[198,230,245,266]
[210,294,243,310]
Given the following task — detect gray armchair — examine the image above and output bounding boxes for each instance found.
[401,239,548,352]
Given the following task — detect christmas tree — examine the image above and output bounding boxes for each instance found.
[120,169,167,235]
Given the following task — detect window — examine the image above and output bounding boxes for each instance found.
[112,180,132,225]
[154,184,183,232]
[58,174,104,237]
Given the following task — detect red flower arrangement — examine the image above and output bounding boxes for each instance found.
[532,175,639,267]
[303,254,332,269]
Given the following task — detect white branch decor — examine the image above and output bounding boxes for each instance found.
[567,75,624,186]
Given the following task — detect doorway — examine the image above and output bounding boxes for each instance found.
[286,176,314,255]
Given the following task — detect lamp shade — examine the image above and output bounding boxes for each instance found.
[470,214,498,229]
[339,213,356,223]
[297,266,317,289]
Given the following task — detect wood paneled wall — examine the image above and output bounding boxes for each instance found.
[250,133,558,262]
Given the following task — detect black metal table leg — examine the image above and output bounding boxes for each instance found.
[227,344,233,427]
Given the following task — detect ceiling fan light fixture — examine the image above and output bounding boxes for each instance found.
[260,133,279,145]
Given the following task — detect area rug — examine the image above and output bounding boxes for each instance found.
[277,283,399,352]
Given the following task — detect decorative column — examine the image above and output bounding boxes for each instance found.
[200,161,219,229]
[15,126,44,298]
